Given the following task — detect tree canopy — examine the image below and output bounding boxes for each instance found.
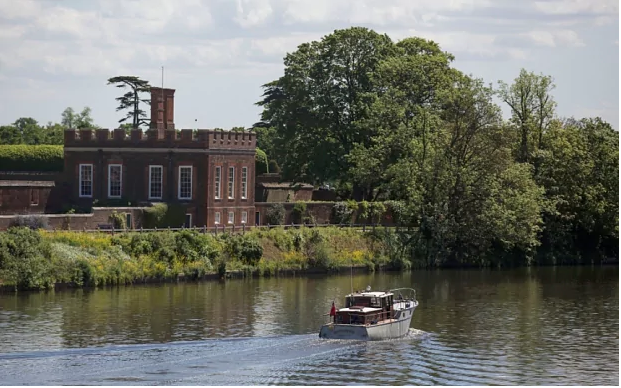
[107,76,152,129]
[256,26,618,266]
[0,106,98,145]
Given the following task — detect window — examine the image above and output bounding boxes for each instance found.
[125,213,132,229]
[79,164,93,198]
[149,165,163,200]
[228,167,235,199]
[178,166,192,200]
[30,189,39,206]
[214,212,221,225]
[241,211,248,224]
[214,166,221,199]
[241,167,248,199]
[228,211,234,224]
[184,213,192,228]
[108,164,122,198]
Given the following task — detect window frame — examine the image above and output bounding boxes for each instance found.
[241,166,248,199]
[30,189,39,206]
[79,163,93,198]
[184,213,192,228]
[214,166,221,200]
[108,164,122,199]
[214,211,221,225]
[228,211,234,224]
[241,211,248,224]
[148,165,163,200]
[228,166,235,199]
[178,165,193,200]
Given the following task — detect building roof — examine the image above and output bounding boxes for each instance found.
[0,180,55,188]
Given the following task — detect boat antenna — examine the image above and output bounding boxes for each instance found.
[350,257,353,297]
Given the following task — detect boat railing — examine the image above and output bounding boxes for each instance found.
[390,287,417,303]
[334,311,395,325]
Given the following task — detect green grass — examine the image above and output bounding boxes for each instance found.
[0,226,390,291]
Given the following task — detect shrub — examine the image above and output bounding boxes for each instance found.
[292,202,307,224]
[385,200,408,225]
[332,201,356,224]
[369,202,386,225]
[108,211,126,230]
[256,148,269,174]
[10,215,49,230]
[0,227,54,290]
[223,234,263,266]
[143,203,186,228]
[268,160,281,173]
[0,145,64,171]
[265,203,286,225]
[359,201,370,220]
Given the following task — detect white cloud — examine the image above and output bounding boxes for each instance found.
[523,29,586,47]
[0,0,617,129]
[234,0,274,28]
[533,0,618,16]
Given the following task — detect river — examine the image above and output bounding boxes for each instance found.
[0,266,617,385]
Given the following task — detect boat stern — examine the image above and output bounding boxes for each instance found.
[319,323,370,341]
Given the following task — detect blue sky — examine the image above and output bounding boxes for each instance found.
[0,0,618,130]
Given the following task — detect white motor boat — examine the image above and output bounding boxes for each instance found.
[318,287,418,341]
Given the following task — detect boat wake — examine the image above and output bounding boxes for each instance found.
[1,327,613,386]
[0,331,434,385]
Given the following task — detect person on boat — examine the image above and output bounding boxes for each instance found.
[329,301,336,323]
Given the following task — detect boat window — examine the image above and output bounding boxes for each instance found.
[370,297,381,307]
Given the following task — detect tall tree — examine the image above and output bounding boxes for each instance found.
[497,69,556,164]
[107,76,151,129]
[256,27,395,190]
[61,107,76,128]
[62,106,97,129]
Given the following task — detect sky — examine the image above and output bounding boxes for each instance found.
[0,0,618,130]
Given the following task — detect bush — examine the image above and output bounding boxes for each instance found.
[143,203,186,228]
[292,202,307,224]
[331,201,357,224]
[265,203,286,225]
[256,148,269,174]
[108,211,126,230]
[369,202,386,225]
[268,160,281,173]
[385,200,408,225]
[0,145,64,171]
[0,227,54,290]
[223,234,263,265]
[10,215,49,230]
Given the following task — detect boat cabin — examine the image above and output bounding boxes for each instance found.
[335,291,395,325]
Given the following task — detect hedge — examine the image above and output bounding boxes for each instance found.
[256,147,269,174]
[0,145,64,171]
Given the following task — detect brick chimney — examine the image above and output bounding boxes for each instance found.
[150,87,175,131]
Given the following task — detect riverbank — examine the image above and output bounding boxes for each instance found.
[1,226,617,292]
[0,226,389,291]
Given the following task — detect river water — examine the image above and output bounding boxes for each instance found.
[0,267,617,385]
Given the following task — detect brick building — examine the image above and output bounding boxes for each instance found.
[61,87,256,227]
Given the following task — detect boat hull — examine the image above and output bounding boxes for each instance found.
[319,301,417,341]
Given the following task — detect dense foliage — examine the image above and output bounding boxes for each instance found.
[0,227,382,291]
[0,145,64,171]
[256,27,619,267]
[255,147,269,174]
[0,107,98,146]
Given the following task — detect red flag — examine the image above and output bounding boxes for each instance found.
[329,301,336,316]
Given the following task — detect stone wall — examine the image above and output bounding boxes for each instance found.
[254,202,393,226]
[0,207,147,231]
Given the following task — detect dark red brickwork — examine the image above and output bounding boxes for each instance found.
[60,87,256,227]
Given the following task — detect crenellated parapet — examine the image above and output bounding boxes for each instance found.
[63,128,256,150]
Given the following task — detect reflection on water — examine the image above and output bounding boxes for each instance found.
[0,267,618,385]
